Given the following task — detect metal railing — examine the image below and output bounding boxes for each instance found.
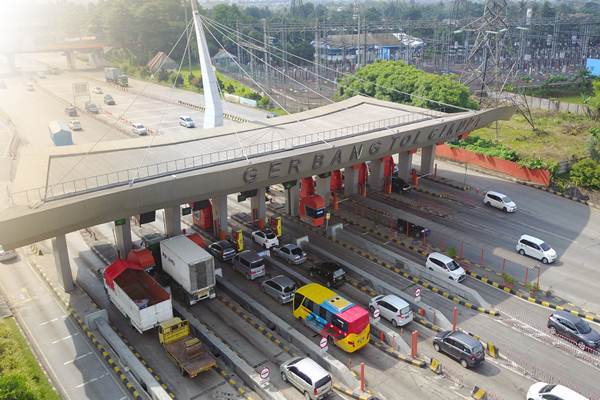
[9,113,433,205]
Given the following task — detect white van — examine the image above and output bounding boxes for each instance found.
[280,357,332,400]
[483,191,517,212]
[426,252,466,282]
[516,235,557,264]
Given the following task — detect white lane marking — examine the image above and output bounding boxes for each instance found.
[40,315,67,326]
[64,352,93,365]
[51,333,79,344]
[75,373,108,388]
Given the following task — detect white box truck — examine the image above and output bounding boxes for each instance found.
[160,235,216,305]
[104,259,173,333]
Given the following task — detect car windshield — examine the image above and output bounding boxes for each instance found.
[447,260,461,271]
[183,117,192,121]
[250,260,264,269]
[540,242,551,251]
[333,268,345,278]
[291,247,303,255]
[283,284,296,293]
[265,232,276,239]
[502,196,513,203]
[575,320,592,334]
[315,375,331,389]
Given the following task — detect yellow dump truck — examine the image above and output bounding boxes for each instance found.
[158,317,216,377]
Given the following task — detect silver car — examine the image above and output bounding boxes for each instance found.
[280,357,332,400]
[271,243,307,265]
[261,275,297,304]
[0,249,17,262]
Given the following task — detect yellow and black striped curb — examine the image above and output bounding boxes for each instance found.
[330,235,500,316]
[429,358,442,374]
[471,385,487,400]
[413,316,443,332]
[332,383,373,400]
[370,338,427,368]
[214,366,256,400]
[423,176,471,191]
[176,100,249,123]
[413,186,449,199]
[217,295,296,356]
[27,255,143,400]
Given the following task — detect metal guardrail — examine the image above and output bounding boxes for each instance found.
[10,113,431,205]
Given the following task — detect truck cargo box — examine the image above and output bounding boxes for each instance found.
[48,120,73,146]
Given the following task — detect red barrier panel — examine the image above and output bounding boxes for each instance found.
[435,144,551,186]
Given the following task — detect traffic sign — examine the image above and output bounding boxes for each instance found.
[373,308,381,319]
[415,288,421,297]
[260,367,270,380]
[319,337,328,349]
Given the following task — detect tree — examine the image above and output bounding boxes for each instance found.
[569,159,600,190]
[541,1,556,18]
[589,127,600,162]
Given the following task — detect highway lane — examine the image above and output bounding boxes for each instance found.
[0,253,129,400]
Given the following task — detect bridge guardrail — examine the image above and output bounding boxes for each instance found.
[10,113,431,205]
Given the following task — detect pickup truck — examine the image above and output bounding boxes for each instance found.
[158,317,216,377]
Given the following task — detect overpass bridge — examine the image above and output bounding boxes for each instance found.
[0,94,513,290]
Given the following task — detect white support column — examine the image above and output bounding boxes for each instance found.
[397,151,413,181]
[164,206,182,237]
[367,159,385,192]
[315,174,331,206]
[285,184,299,217]
[344,166,359,196]
[250,187,266,225]
[212,194,229,239]
[115,218,132,259]
[52,234,74,291]
[420,145,436,176]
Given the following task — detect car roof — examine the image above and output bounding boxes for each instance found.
[268,275,295,287]
[294,357,329,381]
[428,252,454,263]
[486,191,506,198]
[238,250,263,262]
[519,234,544,244]
[215,240,232,247]
[317,261,342,271]
[381,294,410,308]
[548,385,588,399]
[179,115,192,119]
[282,243,299,249]
[552,310,583,323]
[448,331,481,347]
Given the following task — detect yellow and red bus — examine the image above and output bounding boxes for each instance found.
[293,283,370,353]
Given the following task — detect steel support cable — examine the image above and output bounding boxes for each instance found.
[48,20,194,199]
[203,15,475,113]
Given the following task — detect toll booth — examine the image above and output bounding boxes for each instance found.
[299,195,326,227]
[330,170,343,192]
[270,216,282,237]
[192,200,213,230]
[357,163,368,196]
[231,229,244,252]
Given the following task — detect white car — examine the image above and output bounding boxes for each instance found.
[69,119,82,131]
[527,382,588,400]
[251,230,279,249]
[516,234,557,264]
[426,252,466,283]
[0,249,17,262]
[179,115,195,128]
[131,123,148,136]
[483,191,517,212]
[92,86,103,94]
[369,294,413,327]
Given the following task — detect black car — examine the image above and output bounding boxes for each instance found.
[548,310,600,351]
[391,176,412,193]
[65,105,78,117]
[309,262,346,288]
[104,94,116,105]
[397,218,430,238]
[208,240,237,261]
[433,331,485,368]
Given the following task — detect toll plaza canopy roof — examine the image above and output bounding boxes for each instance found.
[1,95,513,249]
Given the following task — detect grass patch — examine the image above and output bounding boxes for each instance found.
[0,317,60,400]
[471,111,597,162]
[554,94,587,105]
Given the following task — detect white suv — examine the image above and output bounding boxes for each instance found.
[483,191,517,212]
[179,115,195,128]
[131,123,148,136]
[516,234,557,264]
[251,230,279,249]
[426,252,466,283]
[369,294,413,327]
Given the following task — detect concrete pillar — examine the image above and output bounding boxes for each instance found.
[397,151,413,181]
[250,187,266,226]
[367,159,385,192]
[315,174,331,206]
[65,51,76,70]
[115,218,132,259]
[344,167,359,196]
[212,194,229,239]
[420,145,436,176]
[52,234,74,291]
[164,206,182,237]
[285,184,299,217]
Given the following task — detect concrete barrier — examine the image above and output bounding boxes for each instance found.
[173,301,286,400]
[301,237,452,331]
[216,276,359,390]
[336,228,490,309]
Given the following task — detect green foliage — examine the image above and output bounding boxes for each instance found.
[446,247,457,258]
[589,127,600,162]
[569,159,600,190]
[336,61,477,112]
[169,72,184,87]
[517,158,559,176]
[448,136,518,161]
[0,374,36,400]
[502,273,516,286]
[258,96,270,108]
